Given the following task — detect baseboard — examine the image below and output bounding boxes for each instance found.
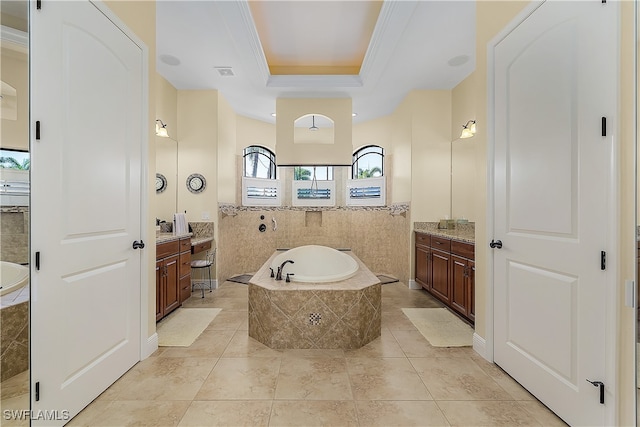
[408,279,421,290]
[473,332,490,361]
[211,279,218,289]
[142,332,158,360]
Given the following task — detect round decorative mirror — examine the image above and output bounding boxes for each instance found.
[186,173,206,194]
[155,173,167,193]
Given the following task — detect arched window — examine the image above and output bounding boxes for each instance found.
[242,145,280,207]
[347,145,385,206]
[243,145,276,179]
[352,145,384,179]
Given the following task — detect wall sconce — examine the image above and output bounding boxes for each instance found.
[155,119,169,138]
[460,120,476,139]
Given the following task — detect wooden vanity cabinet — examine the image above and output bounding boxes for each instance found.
[415,231,474,324]
[451,240,475,322]
[156,237,191,321]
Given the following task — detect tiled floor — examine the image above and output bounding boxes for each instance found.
[3,281,567,426]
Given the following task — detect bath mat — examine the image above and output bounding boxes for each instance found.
[157,308,221,347]
[228,274,253,284]
[377,274,399,284]
[402,307,473,347]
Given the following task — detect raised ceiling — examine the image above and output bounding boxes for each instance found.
[156,1,476,124]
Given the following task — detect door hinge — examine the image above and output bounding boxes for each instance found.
[36,0,41,10]
[586,379,605,404]
[35,121,41,140]
[35,251,40,270]
[600,251,606,270]
[601,117,606,137]
[35,381,40,401]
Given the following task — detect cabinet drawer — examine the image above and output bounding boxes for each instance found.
[192,240,212,255]
[430,236,451,251]
[451,240,474,259]
[180,275,191,303]
[179,253,191,278]
[415,232,431,247]
[179,238,191,252]
[156,240,179,260]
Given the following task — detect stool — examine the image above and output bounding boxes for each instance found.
[191,249,215,298]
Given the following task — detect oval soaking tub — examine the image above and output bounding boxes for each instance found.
[0,261,29,296]
[271,245,359,283]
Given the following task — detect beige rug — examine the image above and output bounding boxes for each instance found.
[157,308,221,347]
[402,307,473,347]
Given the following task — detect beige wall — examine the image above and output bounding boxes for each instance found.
[177,90,218,222]
[1,43,28,151]
[104,0,157,340]
[217,95,236,205]
[155,75,178,221]
[618,1,635,423]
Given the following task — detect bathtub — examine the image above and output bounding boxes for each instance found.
[0,261,29,297]
[271,245,359,283]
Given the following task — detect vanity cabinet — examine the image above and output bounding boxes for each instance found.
[415,231,474,324]
[156,237,191,321]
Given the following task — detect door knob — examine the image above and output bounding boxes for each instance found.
[132,240,145,250]
[489,239,503,249]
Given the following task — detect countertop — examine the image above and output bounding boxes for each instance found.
[414,222,475,244]
[191,236,214,246]
[156,232,192,244]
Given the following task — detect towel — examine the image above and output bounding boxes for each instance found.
[173,213,188,235]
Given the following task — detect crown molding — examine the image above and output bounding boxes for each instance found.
[1,25,28,53]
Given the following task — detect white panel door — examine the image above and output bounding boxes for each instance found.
[30,1,144,424]
[493,1,616,425]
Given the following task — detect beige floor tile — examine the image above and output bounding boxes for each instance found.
[391,330,472,358]
[344,328,405,358]
[212,284,249,298]
[275,357,352,400]
[0,393,30,426]
[178,400,272,426]
[75,400,190,427]
[436,401,543,426]
[346,357,432,401]
[470,356,535,401]
[518,400,568,426]
[205,310,248,331]
[67,399,112,427]
[356,400,450,426]
[382,311,419,331]
[100,357,217,401]
[282,349,344,358]
[160,329,234,359]
[196,357,281,400]
[410,357,512,401]
[0,370,29,400]
[269,400,358,427]
[184,296,248,310]
[222,330,283,358]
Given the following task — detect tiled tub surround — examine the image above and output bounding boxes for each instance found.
[0,284,29,382]
[249,251,381,349]
[1,207,29,264]
[218,205,410,285]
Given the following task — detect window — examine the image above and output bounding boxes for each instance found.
[351,145,383,179]
[0,149,30,207]
[292,166,335,207]
[347,145,385,206]
[242,146,281,206]
[243,145,276,179]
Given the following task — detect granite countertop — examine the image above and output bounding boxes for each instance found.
[191,236,214,246]
[414,222,475,243]
[156,232,192,244]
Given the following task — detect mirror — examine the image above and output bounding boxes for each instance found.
[0,1,30,416]
[155,136,177,222]
[451,137,477,222]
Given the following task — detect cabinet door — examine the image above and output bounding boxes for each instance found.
[468,260,475,322]
[431,249,451,304]
[450,255,468,317]
[415,245,430,289]
[155,260,163,321]
[163,254,180,315]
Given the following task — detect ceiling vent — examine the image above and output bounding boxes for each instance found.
[215,67,235,77]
